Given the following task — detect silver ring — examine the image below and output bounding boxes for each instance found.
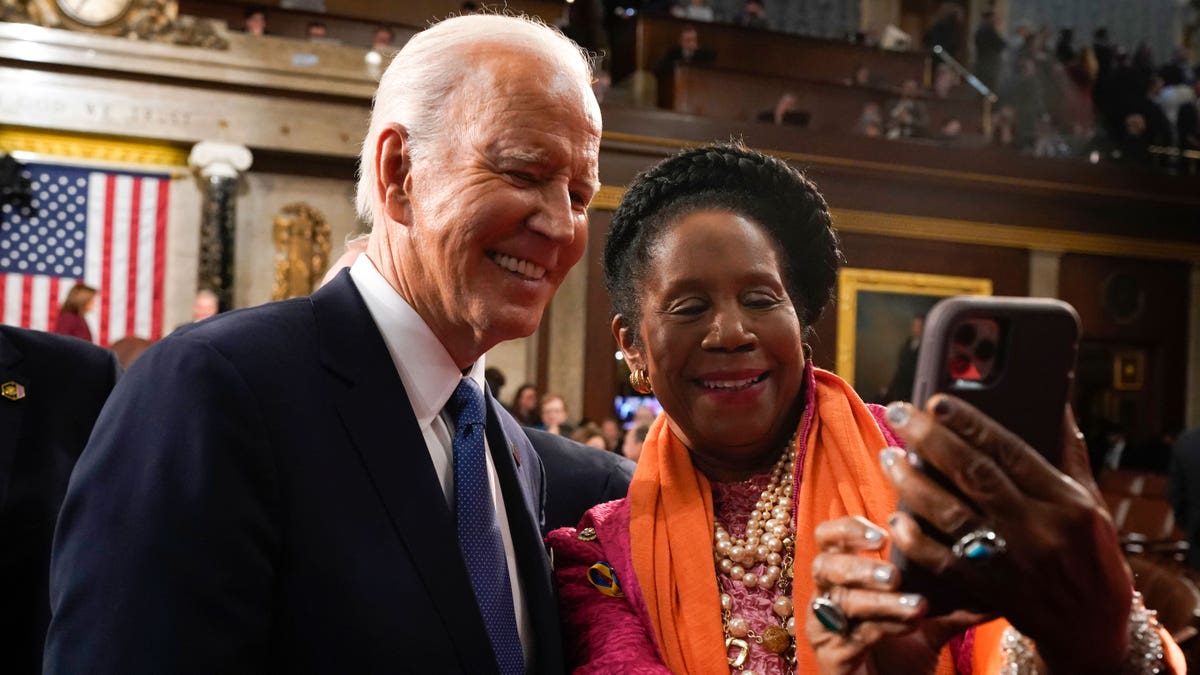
[811,593,851,635]
[951,528,1007,561]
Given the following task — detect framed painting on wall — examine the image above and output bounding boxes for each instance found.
[836,268,993,404]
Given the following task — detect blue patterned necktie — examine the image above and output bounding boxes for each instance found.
[445,377,525,675]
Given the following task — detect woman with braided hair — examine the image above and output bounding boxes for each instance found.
[546,143,1182,674]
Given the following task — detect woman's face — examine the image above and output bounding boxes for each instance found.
[614,209,806,479]
[517,388,537,413]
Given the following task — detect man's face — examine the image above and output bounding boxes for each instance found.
[245,12,265,35]
[541,397,567,426]
[397,49,601,357]
[681,30,699,51]
[193,294,218,321]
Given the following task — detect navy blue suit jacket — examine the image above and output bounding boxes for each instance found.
[45,273,564,674]
[0,326,118,674]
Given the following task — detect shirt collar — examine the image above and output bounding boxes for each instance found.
[349,255,487,429]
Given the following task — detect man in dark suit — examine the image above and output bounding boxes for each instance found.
[531,428,634,533]
[1169,426,1200,569]
[0,326,118,674]
[45,14,601,674]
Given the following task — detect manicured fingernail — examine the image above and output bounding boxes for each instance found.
[880,446,900,468]
[933,397,952,418]
[885,402,910,428]
[873,565,895,585]
[864,525,885,546]
[906,451,923,469]
[898,594,922,607]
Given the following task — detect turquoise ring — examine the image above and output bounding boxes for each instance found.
[811,594,851,635]
[951,528,1007,561]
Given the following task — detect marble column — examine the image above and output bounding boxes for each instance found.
[1028,249,1062,298]
[188,142,252,311]
[1187,264,1200,428]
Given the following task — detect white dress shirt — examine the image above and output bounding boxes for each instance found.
[349,256,531,663]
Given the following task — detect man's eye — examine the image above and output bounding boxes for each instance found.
[508,171,536,183]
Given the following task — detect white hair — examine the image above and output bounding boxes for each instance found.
[355,14,595,223]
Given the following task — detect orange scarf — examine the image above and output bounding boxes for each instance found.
[629,367,956,674]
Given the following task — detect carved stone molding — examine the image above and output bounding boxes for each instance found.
[1,0,228,48]
[271,202,330,301]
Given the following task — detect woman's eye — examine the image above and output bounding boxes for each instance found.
[745,294,780,308]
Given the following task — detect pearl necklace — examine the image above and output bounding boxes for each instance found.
[714,432,798,674]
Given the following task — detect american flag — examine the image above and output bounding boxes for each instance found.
[0,162,169,346]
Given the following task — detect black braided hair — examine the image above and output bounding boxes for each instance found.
[603,143,843,341]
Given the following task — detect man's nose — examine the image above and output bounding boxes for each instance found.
[527,182,576,244]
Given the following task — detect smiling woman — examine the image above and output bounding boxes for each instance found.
[545,144,1180,675]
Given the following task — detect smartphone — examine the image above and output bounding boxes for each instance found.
[890,296,1081,615]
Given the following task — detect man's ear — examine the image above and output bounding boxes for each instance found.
[612,315,645,372]
[375,123,414,226]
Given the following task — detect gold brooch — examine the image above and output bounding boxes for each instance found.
[577,527,597,542]
[1,381,25,401]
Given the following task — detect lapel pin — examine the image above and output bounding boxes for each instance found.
[2,381,26,401]
[510,441,521,467]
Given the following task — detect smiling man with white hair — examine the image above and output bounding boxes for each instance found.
[45,14,600,674]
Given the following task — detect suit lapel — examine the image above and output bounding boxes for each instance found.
[0,330,28,513]
[311,273,498,675]
[485,396,565,675]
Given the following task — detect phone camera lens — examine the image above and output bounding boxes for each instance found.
[949,354,972,378]
[974,339,996,361]
[953,323,977,346]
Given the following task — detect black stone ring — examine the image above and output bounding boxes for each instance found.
[811,593,851,635]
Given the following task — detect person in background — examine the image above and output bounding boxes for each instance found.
[1170,425,1200,570]
[654,25,716,82]
[540,393,575,437]
[756,92,809,127]
[242,7,266,36]
[734,0,769,30]
[621,421,649,462]
[855,101,884,137]
[192,289,219,322]
[571,422,608,450]
[371,26,395,51]
[600,417,623,453]
[885,79,930,138]
[306,21,329,41]
[511,383,541,427]
[484,366,507,403]
[921,1,962,58]
[973,10,1006,92]
[52,282,96,343]
[0,325,119,674]
[673,0,714,23]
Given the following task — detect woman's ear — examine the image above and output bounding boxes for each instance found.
[375,123,414,226]
[612,315,645,371]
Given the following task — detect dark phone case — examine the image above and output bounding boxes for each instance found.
[889,296,1080,616]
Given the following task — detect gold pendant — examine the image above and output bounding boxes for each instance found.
[761,625,790,654]
[726,637,749,668]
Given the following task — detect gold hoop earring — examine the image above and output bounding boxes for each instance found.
[629,368,653,394]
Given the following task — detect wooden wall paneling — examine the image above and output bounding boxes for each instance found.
[670,65,984,135]
[1059,253,1191,446]
[632,14,929,87]
[583,211,619,425]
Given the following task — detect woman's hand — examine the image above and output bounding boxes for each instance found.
[882,396,1132,673]
[805,516,927,675]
